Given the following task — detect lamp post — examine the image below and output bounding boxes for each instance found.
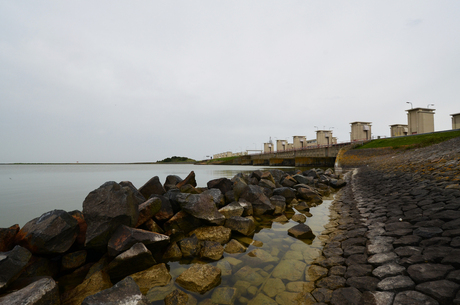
[406,101,413,109]
[427,104,434,108]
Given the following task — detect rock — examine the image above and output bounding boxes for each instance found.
[330,179,347,188]
[360,291,394,305]
[219,202,244,218]
[259,178,276,190]
[0,276,59,305]
[162,242,182,261]
[247,249,278,265]
[145,281,176,303]
[281,175,297,188]
[176,171,197,189]
[367,252,399,265]
[164,289,197,305]
[262,278,285,298]
[83,181,138,251]
[60,270,112,305]
[58,263,96,294]
[233,266,265,286]
[150,195,175,222]
[240,185,275,215]
[20,256,59,279]
[291,214,307,223]
[224,239,247,254]
[272,259,306,281]
[135,197,162,227]
[345,264,373,279]
[312,287,333,303]
[211,287,238,304]
[61,250,87,271]
[216,260,232,277]
[178,234,202,257]
[69,210,87,247]
[129,263,171,294]
[201,189,226,208]
[163,211,203,237]
[199,241,224,260]
[407,263,455,283]
[273,187,296,204]
[106,243,156,282]
[330,287,362,305]
[288,223,315,239]
[247,293,277,305]
[273,215,289,222]
[372,263,406,279]
[296,186,322,204]
[138,176,166,198]
[415,280,459,304]
[176,264,221,294]
[225,216,256,236]
[180,184,201,194]
[269,195,286,215]
[0,224,19,252]
[239,199,254,216]
[393,291,438,305]
[286,281,315,293]
[413,227,443,238]
[81,277,148,305]
[346,276,380,292]
[316,276,347,290]
[306,265,328,281]
[0,245,32,291]
[107,225,170,257]
[163,175,183,191]
[182,193,226,225]
[376,275,415,292]
[139,218,164,234]
[14,210,79,255]
[189,226,231,245]
[207,178,233,195]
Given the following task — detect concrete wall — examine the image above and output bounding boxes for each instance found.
[390,124,408,137]
[263,142,274,153]
[350,122,372,141]
[407,108,435,135]
[452,113,460,130]
[276,140,288,151]
[293,136,307,149]
[316,130,333,146]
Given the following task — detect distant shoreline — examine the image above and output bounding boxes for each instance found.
[0,161,197,165]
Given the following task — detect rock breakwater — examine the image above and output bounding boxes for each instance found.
[0,167,345,304]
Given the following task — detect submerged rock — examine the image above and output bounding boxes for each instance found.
[81,277,148,305]
[288,223,315,240]
[128,263,171,295]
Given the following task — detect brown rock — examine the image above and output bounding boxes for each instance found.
[189,226,232,245]
[176,171,197,189]
[135,197,162,227]
[224,239,247,254]
[0,224,19,252]
[139,176,166,198]
[69,210,87,247]
[61,250,87,271]
[128,263,171,294]
[60,270,112,305]
[176,264,221,294]
[199,241,224,260]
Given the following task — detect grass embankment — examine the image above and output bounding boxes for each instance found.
[196,156,239,165]
[357,130,460,150]
[156,156,196,164]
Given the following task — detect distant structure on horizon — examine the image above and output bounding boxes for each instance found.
[350,122,372,141]
[390,124,408,137]
[406,107,435,135]
[451,113,460,130]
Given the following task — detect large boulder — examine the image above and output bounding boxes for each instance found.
[288,224,315,240]
[60,270,113,305]
[128,263,171,295]
[225,216,256,236]
[219,202,244,218]
[293,174,314,186]
[176,171,197,189]
[207,178,233,195]
[239,185,275,216]
[199,241,224,260]
[149,195,174,222]
[295,185,322,204]
[106,243,156,282]
[270,196,286,215]
[0,276,59,305]
[15,210,79,255]
[273,187,296,204]
[82,277,148,305]
[107,225,170,257]
[120,181,147,204]
[163,175,183,191]
[0,224,19,252]
[69,210,87,247]
[0,245,32,291]
[178,234,202,257]
[188,226,232,245]
[135,197,162,227]
[83,181,139,252]
[201,189,225,208]
[163,211,203,237]
[176,264,221,294]
[182,193,225,226]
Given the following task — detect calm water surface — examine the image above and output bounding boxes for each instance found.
[0,164,291,227]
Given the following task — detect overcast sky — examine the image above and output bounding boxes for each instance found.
[1,1,459,163]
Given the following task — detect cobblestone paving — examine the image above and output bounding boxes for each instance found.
[312,137,460,304]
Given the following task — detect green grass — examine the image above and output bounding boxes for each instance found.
[157,156,196,163]
[357,130,460,149]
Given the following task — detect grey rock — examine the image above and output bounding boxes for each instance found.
[330,287,362,305]
[372,263,406,279]
[413,227,443,238]
[0,276,59,305]
[368,252,399,265]
[394,246,422,257]
[224,216,255,236]
[360,291,394,305]
[415,280,460,304]
[207,178,233,196]
[240,185,275,215]
[393,291,439,305]
[345,264,373,279]
[107,243,156,282]
[316,276,346,290]
[407,263,455,283]
[218,202,244,219]
[288,223,315,240]
[346,276,379,292]
[377,275,415,292]
[138,176,166,198]
[178,234,201,257]
[82,277,148,305]
[182,193,225,225]
[0,245,32,291]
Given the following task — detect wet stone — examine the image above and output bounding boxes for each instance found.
[272,259,306,281]
[360,291,395,305]
[312,288,333,303]
[329,265,347,277]
[306,265,328,281]
[316,276,346,290]
[345,264,373,278]
[330,287,363,305]
[394,246,422,257]
[423,246,453,262]
[407,263,455,283]
[393,291,439,305]
[447,270,460,283]
[211,287,237,305]
[343,246,366,257]
[393,235,422,247]
[377,275,415,292]
[346,254,368,266]
[415,280,460,304]
[323,247,344,258]
[367,243,393,255]
[414,227,443,238]
[368,252,399,265]
[346,276,380,292]
[262,278,285,298]
[372,263,406,280]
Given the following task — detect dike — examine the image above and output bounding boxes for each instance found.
[310,136,460,304]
